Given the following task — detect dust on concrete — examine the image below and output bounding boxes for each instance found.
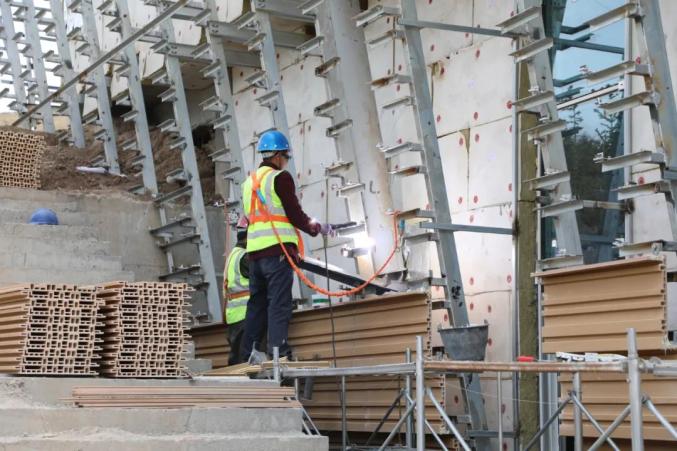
[0,376,48,408]
[40,121,221,204]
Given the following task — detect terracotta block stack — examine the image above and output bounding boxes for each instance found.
[536,256,677,443]
[96,282,191,378]
[0,127,45,189]
[0,284,102,375]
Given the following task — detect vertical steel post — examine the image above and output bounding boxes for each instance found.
[313,0,400,276]
[201,0,246,212]
[0,0,29,118]
[273,346,280,383]
[22,0,55,133]
[415,336,425,450]
[573,372,583,451]
[341,375,347,451]
[497,371,503,450]
[156,3,221,322]
[627,328,644,451]
[405,348,414,449]
[48,0,85,148]
[79,0,120,174]
[400,2,489,448]
[114,0,159,193]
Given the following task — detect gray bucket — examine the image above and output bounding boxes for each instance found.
[438,324,489,361]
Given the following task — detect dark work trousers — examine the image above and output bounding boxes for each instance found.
[240,254,294,361]
[227,320,245,366]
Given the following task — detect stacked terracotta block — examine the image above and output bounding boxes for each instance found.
[96,282,190,378]
[0,127,45,189]
[0,284,102,375]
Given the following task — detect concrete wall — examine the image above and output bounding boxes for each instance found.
[0,188,167,280]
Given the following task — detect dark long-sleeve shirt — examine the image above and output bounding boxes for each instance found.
[249,161,320,260]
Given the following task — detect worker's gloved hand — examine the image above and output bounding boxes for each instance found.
[319,223,336,237]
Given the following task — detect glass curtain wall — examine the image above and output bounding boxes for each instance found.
[543,0,626,263]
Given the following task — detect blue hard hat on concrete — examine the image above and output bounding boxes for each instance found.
[257,130,290,153]
[29,208,59,225]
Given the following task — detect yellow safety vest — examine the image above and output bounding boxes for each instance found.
[224,246,250,324]
[242,166,301,254]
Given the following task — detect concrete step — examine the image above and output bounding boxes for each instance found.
[2,236,113,256]
[0,431,327,451]
[0,223,100,241]
[0,252,124,272]
[0,268,135,285]
[0,407,303,436]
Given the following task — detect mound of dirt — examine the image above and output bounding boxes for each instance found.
[40,120,220,204]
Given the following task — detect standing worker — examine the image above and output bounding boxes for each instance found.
[223,224,251,366]
[240,129,334,363]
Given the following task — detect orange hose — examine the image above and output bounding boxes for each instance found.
[260,202,400,297]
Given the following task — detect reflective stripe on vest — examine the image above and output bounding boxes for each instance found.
[224,247,249,324]
[242,166,300,253]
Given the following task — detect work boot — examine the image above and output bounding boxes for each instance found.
[248,349,269,366]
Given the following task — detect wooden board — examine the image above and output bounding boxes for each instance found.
[535,256,672,353]
[191,292,450,434]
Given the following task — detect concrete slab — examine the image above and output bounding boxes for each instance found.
[0,407,303,436]
[0,376,279,406]
[0,432,328,451]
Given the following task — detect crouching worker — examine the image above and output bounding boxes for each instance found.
[224,227,250,366]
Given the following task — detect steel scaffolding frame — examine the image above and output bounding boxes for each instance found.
[274,329,677,451]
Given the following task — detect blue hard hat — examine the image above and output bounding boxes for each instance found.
[29,208,59,225]
[257,130,290,153]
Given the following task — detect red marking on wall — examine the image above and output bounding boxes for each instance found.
[469,277,474,285]
[475,49,481,59]
[394,164,400,170]
[508,183,513,192]
[396,84,401,92]
[454,395,459,404]
[509,210,513,219]
[474,134,480,143]
[444,313,448,322]
[507,274,512,284]
[503,442,508,451]
[426,203,431,210]
[436,114,441,123]
[469,302,474,310]
[510,10,515,17]
[473,111,479,120]
[239,71,244,77]
[430,44,435,52]
[638,176,645,184]
[458,196,463,204]
[487,337,493,346]
[469,215,474,223]
[459,137,464,146]
[506,100,513,109]
[635,56,642,64]
[487,305,492,313]
[398,64,402,71]
[473,195,479,204]
[440,66,446,75]
[321,191,325,198]
[397,138,403,144]
[465,32,470,38]
[508,124,513,133]
[428,0,433,4]
[253,89,257,95]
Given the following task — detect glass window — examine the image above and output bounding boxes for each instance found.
[543,0,626,263]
